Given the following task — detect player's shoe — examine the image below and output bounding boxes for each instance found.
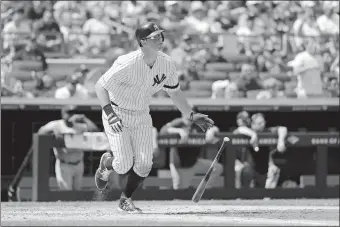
[95,152,114,190]
[117,196,142,213]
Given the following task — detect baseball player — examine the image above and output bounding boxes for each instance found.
[94,22,214,213]
[38,105,99,190]
[235,113,287,188]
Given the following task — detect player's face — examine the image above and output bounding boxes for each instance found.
[143,33,163,50]
[251,116,266,132]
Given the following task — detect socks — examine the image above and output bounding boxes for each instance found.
[122,169,145,198]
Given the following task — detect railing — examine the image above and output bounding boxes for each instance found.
[1,97,339,112]
[31,132,339,201]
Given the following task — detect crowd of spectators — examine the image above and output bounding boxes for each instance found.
[1,1,339,99]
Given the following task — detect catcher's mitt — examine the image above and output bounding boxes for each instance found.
[189,112,214,132]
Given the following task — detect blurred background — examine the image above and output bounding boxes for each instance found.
[1,0,339,99]
[1,0,339,201]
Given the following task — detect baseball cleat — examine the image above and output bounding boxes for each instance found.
[117,197,142,213]
[95,152,113,190]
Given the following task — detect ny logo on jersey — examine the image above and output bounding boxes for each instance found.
[152,74,166,86]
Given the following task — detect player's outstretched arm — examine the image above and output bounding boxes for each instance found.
[167,90,214,132]
[167,89,192,119]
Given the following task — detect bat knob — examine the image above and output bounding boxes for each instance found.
[223,137,230,142]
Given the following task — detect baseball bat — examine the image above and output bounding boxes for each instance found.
[192,137,230,203]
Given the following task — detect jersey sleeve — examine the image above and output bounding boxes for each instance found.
[162,60,180,92]
[97,57,129,91]
[38,121,58,134]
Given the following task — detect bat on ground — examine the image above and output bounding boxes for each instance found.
[192,137,230,203]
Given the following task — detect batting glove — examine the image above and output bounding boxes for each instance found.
[189,111,214,132]
[103,104,123,133]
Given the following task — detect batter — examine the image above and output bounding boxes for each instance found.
[94,22,214,213]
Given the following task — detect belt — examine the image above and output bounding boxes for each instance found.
[59,159,81,165]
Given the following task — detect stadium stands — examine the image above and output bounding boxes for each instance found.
[1,1,339,99]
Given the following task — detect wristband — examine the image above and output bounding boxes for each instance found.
[103,104,115,117]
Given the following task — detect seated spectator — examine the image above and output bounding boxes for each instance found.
[34,10,63,52]
[10,35,48,73]
[1,60,21,97]
[287,41,324,98]
[83,6,112,55]
[54,71,90,99]
[324,76,339,98]
[160,113,223,190]
[3,35,48,97]
[213,4,238,33]
[236,14,264,56]
[3,6,32,52]
[206,43,227,63]
[26,1,52,21]
[169,34,195,72]
[293,9,321,49]
[183,1,211,34]
[316,4,339,35]
[59,11,87,56]
[256,78,285,99]
[161,1,187,31]
[321,50,334,73]
[330,54,339,79]
[236,64,263,93]
[53,1,87,27]
[31,74,57,98]
[211,79,243,99]
[254,54,269,72]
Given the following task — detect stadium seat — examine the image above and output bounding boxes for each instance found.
[6,71,33,82]
[22,81,37,90]
[11,60,45,72]
[228,72,242,81]
[46,58,106,78]
[246,89,265,98]
[199,70,228,81]
[205,62,235,72]
[259,72,290,82]
[44,52,69,58]
[224,54,254,63]
[189,80,213,91]
[183,90,211,98]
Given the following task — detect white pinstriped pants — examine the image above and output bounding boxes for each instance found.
[102,104,153,177]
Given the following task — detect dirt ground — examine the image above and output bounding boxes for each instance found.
[1,199,339,226]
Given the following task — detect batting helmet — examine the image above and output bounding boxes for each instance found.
[135,22,164,47]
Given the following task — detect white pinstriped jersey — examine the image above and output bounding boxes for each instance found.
[97,49,180,111]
